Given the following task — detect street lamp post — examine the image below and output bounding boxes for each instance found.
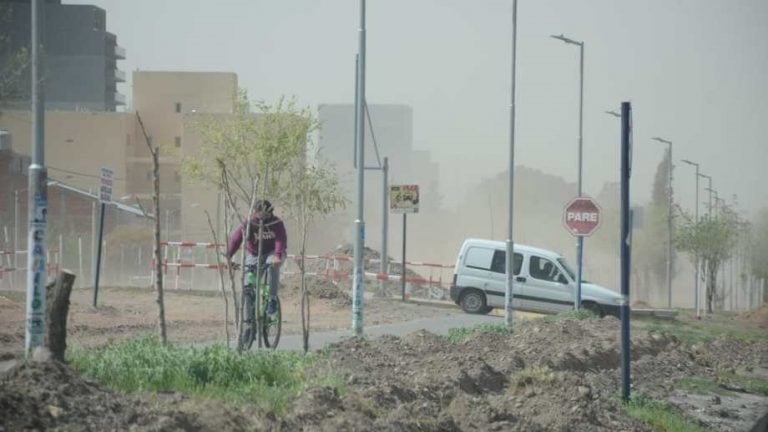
[681,159,701,318]
[505,0,518,329]
[551,33,585,310]
[698,173,713,218]
[652,137,673,309]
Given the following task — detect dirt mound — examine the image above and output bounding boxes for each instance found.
[290,317,767,431]
[282,274,352,306]
[741,304,768,328]
[0,360,196,431]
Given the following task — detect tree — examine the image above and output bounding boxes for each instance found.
[284,152,346,353]
[184,91,318,347]
[750,209,768,281]
[646,149,676,296]
[676,206,739,313]
[0,3,30,107]
[137,112,168,345]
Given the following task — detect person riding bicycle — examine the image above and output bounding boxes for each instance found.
[226,199,287,315]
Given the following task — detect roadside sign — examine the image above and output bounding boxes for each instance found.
[390,185,419,214]
[100,166,113,203]
[563,197,602,236]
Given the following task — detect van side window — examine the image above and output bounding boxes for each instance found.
[529,256,564,283]
[490,250,523,275]
[464,247,494,270]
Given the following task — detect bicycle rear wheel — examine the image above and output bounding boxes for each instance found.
[262,296,281,348]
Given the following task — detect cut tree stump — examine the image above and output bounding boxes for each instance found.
[45,270,76,362]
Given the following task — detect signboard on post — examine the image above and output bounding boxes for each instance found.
[563,197,602,237]
[100,167,113,203]
[390,184,419,214]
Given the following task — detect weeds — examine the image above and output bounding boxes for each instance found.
[68,336,340,413]
[542,309,597,322]
[625,394,706,432]
[444,323,511,343]
[634,314,767,345]
[717,371,768,396]
[674,377,729,396]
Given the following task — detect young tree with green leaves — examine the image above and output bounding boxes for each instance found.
[749,209,768,303]
[676,206,739,313]
[183,91,322,347]
[0,3,29,106]
[284,152,346,353]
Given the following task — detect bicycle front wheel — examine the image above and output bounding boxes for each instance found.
[262,297,282,348]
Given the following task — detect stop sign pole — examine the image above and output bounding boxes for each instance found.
[563,197,602,309]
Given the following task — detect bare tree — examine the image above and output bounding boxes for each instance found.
[136,112,167,344]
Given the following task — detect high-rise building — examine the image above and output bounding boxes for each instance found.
[0,0,126,111]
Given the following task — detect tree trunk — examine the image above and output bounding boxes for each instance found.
[152,150,168,344]
[706,260,720,314]
[45,270,76,362]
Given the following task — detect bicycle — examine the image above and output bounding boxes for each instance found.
[232,262,282,350]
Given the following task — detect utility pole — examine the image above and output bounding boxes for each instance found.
[352,0,366,336]
[551,33,586,310]
[505,0,518,328]
[681,159,701,318]
[25,0,48,355]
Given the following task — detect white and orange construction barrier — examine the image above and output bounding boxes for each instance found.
[0,248,61,287]
[149,240,454,299]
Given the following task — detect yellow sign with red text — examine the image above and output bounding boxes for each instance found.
[390,184,419,214]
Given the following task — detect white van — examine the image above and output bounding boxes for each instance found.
[449,238,622,317]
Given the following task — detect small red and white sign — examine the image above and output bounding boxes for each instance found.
[563,197,602,237]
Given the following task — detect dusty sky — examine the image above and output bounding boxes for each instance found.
[70,0,768,218]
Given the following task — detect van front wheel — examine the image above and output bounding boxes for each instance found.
[460,290,488,314]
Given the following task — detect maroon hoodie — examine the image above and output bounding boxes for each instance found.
[226,215,287,259]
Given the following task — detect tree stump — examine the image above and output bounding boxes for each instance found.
[45,270,76,362]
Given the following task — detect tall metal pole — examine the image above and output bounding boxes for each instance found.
[13,190,20,287]
[682,159,701,318]
[25,0,48,355]
[699,174,712,218]
[551,33,585,310]
[620,101,632,402]
[401,213,407,301]
[694,167,701,316]
[505,0,518,328]
[352,0,366,336]
[92,202,106,307]
[575,41,585,310]
[667,144,673,308]
[380,157,389,296]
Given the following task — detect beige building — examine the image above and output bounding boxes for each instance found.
[0,70,238,241]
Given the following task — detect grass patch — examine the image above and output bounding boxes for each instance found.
[68,336,340,413]
[625,394,706,432]
[674,377,730,396]
[542,309,597,322]
[444,323,511,343]
[717,371,768,396]
[634,316,767,345]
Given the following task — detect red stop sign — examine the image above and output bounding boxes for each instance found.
[563,197,602,236]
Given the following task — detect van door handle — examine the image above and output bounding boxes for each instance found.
[515,277,527,283]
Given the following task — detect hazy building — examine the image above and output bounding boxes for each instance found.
[0,70,237,241]
[317,103,413,182]
[0,0,126,111]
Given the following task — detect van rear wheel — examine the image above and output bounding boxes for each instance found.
[460,290,488,314]
[583,301,604,317]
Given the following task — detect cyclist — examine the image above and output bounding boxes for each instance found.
[226,199,287,315]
